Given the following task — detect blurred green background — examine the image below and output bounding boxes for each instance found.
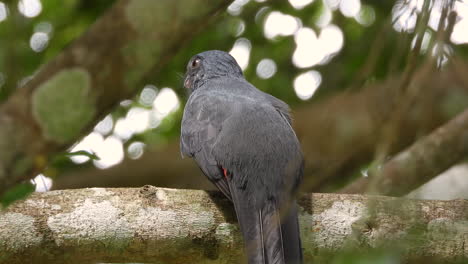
[1,0,468,262]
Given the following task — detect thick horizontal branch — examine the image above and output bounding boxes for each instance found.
[0,187,467,263]
[0,0,230,196]
[341,107,468,195]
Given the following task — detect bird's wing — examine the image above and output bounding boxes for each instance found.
[181,91,233,200]
[263,92,292,125]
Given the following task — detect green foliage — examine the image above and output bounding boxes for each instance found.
[32,68,95,143]
[0,182,35,208]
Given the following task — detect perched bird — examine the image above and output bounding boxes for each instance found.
[180,50,303,264]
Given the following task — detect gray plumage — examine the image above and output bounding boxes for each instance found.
[181,50,303,264]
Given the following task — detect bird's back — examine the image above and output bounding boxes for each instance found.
[185,77,303,207]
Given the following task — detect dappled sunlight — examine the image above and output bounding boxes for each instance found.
[94,114,113,135]
[293,25,343,68]
[153,87,180,115]
[127,141,146,160]
[324,0,340,10]
[93,136,124,169]
[18,0,41,18]
[411,31,432,53]
[293,27,320,68]
[70,132,124,169]
[113,107,153,140]
[315,6,333,28]
[69,132,104,164]
[339,0,361,17]
[452,0,468,44]
[70,87,179,168]
[139,85,158,106]
[30,22,53,53]
[11,0,467,200]
[0,2,7,22]
[229,38,251,70]
[392,1,418,32]
[235,19,246,37]
[288,0,315,10]
[294,70,322,100]
[126,107,152,134]
[263,11,301,39]
[256,58,277,79]
[30,32,48,52]
[355,5,375,26]
[228,0,250,16]
[32,174,52,192]
[393,0,468,43]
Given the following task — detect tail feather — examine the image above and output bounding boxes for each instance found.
[229,184,302,264]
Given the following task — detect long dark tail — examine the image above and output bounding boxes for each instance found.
[229,186,303,264]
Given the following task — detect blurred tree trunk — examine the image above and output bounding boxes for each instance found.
[55,63,468,194]
[1,186,467,264]
[0,0,231,196]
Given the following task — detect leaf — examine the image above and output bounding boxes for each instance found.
[64,150,100,160]
[1,182,35,208]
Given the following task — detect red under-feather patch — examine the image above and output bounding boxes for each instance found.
[223,168,228,179]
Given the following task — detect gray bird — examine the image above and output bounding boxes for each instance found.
[181,50,303,264]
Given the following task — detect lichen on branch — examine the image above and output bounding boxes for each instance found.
[0,187,466,263]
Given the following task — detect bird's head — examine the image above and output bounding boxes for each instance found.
[183,50,243,92]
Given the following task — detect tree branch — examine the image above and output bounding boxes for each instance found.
[0,0,230,196]
[0,187,467,263]
[341,106,468,195]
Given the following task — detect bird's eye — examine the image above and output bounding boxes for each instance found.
[192,58,201,68]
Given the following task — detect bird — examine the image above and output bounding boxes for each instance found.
[180,50,304,264]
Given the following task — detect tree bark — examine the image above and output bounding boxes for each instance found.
[0,0,230,196]
[1,186,467,263]
[341,107,468,195]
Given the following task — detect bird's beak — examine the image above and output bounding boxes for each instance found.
[184,76,191,89]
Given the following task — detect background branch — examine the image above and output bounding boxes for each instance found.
[0,0,230,196]
[341,106,468,195]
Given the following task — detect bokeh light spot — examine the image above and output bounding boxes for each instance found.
[30,32,48,52]
[316,7,332,28]
[94,115,113,135]
[93,136,124,169]
[153,88,180,115]
[451,1,468,44]
[235,19,246,37]
[256,58,277,79]
[229,38,252,70]
[289,0,314,10]
[392,1,418,32]
[140,84,158,107]
[339,0,361,17]
[18,0,42,18]
[0,2,7,22]
[264,11,301,39]
[69,132,104,164]
[355,5,375,26]
[324,0,340,10]
[293,25,343,68]
[33,174,52,192]
[294,71,322,100]
[228,0,250,16]
[128,142,146,160]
